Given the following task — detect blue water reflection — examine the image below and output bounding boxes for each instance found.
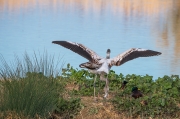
[0,0,180,79]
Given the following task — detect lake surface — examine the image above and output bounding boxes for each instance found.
[0,0,180,79]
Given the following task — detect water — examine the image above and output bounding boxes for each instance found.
[0,0,180,79]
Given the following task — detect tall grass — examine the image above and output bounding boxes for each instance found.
[0,51,63,79]
[0,52,64,118]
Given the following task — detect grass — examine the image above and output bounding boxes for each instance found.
[0,52,66,118]
[1,74,61,117]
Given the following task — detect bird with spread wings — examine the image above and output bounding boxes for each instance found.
[52,41,161,99]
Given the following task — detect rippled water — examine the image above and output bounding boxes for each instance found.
[0,0,180,79]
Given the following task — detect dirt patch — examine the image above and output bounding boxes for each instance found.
[66,83,79,91]
[65,82,128,119]
[75,96,126,119]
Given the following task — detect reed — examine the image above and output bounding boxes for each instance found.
[0,52,64,118]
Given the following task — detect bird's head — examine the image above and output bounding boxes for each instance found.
[123,80,128,85]
[79,64,85,68]
[132,87,139,92]
[79,62,92,69]
[107,49,111,53]
[121,80,128,90]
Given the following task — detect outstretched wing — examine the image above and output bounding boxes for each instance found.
[52,41,102,63]
[110,48,161,66]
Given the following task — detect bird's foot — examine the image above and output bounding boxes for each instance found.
[93,97,98,102]
[103,93,108,99]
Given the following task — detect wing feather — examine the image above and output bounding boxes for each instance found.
[110,48,161,66]
[52,41,101,63]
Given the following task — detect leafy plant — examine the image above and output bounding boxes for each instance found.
[61,65,180,118]
[112,75,180,118]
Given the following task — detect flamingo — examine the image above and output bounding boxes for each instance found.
[52,41,161,99]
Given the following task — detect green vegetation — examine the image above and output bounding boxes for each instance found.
[0,53,180,118]
[55,98,83,118]
[0,53,82,118]
[112,75,180,118]
[0,72,60,117]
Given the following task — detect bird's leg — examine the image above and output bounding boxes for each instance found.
[94,74,97,101]
[100,73,109,98]
[104,75,109,98]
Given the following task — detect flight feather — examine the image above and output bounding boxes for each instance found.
[52,41,101,63]
[110,48,162,66]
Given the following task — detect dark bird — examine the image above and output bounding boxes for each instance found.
[131,87,143,99]
[121,81,128,90]
[52,41,161,98]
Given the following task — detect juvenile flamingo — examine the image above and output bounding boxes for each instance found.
[52,41,161,98]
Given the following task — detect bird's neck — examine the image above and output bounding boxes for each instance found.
[106,49,110,59]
